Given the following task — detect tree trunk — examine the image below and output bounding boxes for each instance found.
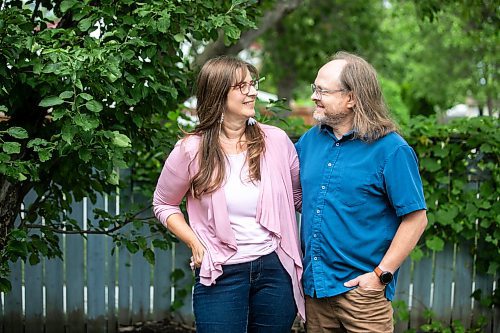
[275,20,297,107]
[0,177,24,252]
[486,95,494,117]
[194,0,303,68]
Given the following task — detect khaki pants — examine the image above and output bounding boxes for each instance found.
[305,288,393,333]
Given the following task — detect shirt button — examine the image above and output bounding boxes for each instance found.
[328,163,332,167]
[313,233,317,238]
[321,186,326,190]
[316,209,320,214]
[314,257,318,260]
[336,143,340,146]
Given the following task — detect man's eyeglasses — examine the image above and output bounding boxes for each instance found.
[232,80,259,95]
[311,83,345,100]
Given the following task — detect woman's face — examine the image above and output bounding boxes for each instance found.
[224,69,257,123]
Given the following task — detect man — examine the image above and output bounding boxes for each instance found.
[295,51,428,333]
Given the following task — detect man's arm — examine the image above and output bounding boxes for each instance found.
[377,209,427,273]
[344,209,427,289]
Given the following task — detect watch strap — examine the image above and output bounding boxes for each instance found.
[374,266,383,277]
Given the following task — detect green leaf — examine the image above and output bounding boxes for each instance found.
[78,18,93,31]
[152,239,170,250]
[223,25,240,40]
[85,100,103,113]
[112,131,131,148]
[107,170,119,185]
[79,93,94,101]
[410,246,424,261]
[62,124,76,144]
[420,157,441,172]
[42,63,63,74]
[2,142,21,154]
[435,206,459,225]
[74,114,99,131]
[52,108,68,121]
[0,105,7,112]
[143,248,155,265]
[37,149,52,162]
[27,138,48,148]
[59,91,74,99]
[75,79,83,91]
[426,235,444,252]
[7,127,28,139]
[173,33,184,42]
[29,253,40,265]
[0,153,10,162]
[170,268,185,282]
[157,15,171,33]
[78,149,91,162]
[232,0,249,6]
[39,96,65,107]
[0,278,12,293]
[487,262,499,275]
[125,240,139,254]
[60,0,78,13]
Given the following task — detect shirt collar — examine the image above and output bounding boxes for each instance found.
[319,124,356,142]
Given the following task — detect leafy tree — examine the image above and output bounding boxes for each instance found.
[259,0,387,103]
[0,0,264,291]
[379,0,498,116]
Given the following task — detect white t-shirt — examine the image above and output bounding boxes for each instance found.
[223,151,276,264]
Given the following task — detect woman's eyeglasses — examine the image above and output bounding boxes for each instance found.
[232,80,259,95]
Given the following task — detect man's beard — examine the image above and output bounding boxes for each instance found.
[313,108,352,127]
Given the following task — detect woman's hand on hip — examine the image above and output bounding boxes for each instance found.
[189,239,205,268]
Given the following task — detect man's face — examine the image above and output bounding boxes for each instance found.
[311,60,354,128]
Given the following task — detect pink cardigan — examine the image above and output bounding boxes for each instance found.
[153,124,305,320]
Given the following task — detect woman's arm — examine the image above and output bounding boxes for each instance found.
[153,139,205,267]
[287,138,302,212]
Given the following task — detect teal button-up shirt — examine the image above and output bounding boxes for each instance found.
[295,125,426,300]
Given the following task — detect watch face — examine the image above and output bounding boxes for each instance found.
[380,271,393,285]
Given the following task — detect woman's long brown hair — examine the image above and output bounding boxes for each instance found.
[189,56,265,199]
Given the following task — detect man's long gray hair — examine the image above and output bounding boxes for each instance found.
[332,51,398,142]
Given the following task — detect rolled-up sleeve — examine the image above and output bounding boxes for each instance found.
[153,140,193,228]
[383,145,427,217]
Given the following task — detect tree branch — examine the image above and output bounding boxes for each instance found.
[26,205,155,235]
[28,216,155,235]
[194,0,303,68]
[31,0,41,24]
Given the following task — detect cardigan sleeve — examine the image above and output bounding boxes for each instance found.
[153,139,193,228]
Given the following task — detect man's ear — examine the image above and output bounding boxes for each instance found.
[346,92,356,109]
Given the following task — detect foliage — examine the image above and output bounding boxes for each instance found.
[0,0,263,291]
[394,298,489,332]
[379,1,498,115]
[259,0,386,101]
[256,98,312,140]
[417,308,486,333]
[379,75,410,126]
[403,116,499,276]
[257,0,498,117]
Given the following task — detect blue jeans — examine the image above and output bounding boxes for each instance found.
[193,251,297,333]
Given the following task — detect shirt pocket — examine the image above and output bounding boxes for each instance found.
[337,171,370,207]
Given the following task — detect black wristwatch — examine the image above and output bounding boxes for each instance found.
[374,266,393,285]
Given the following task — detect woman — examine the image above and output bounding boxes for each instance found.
[153,56,304,332]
